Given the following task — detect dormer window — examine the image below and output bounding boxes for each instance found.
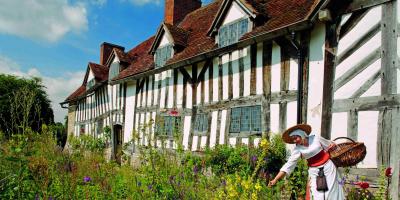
[109,62,120,80]
[218,18,249,48]
[155,45,173,68]
[87,78,95,90]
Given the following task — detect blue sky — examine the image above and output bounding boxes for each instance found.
[0,0,213,122]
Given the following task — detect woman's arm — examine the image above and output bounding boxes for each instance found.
[268,171,286,186]
[269,149,301,186]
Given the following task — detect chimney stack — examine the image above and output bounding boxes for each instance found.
[100,42,125,66]
[165,0,201,25]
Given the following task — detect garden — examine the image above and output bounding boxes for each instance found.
[0,125,393,200]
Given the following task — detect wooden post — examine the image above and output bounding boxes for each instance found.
[380,1,399,199]
[321,18,341,139]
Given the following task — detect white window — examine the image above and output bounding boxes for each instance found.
[194,114,208,134]
[155,45,173,68]
[218,18,249,48]
[109,62,120,80]
[155,116,181,136]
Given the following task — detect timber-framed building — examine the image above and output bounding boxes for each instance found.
[61,0,400,198]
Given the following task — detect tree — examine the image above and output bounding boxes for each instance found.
[0,74,54,137]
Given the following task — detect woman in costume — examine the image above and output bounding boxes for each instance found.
[268,124,344,200]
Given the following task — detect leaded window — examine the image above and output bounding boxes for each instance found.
[194,114,208,133]
[218,18,249,48]
[109,62,120,80]
[229,105,261,134]
[155,45,173,68]
[155,116,181,136]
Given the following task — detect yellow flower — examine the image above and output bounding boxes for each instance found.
[251,192,258,200]
[241,179,251,190]
[255,182,262,191]
[260,139,269,149]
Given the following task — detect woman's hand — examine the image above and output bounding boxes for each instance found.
[268,179,277,187]
[327,143,337,151]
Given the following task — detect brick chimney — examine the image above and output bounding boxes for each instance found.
[100,42,125,65]
[165,0,202,25]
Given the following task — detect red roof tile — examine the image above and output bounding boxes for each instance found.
[88,62,109,82]
[112,0,320,81]
[65,85,86,102]
[114,36,156,80]
[164,23,190,47]
[114,48,132,64]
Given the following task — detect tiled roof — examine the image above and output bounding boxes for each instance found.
[114,36,156,81]
[65,85,86,102]
[114,48,132,64]
[88,62,108,82]
[164,23,190,47]
[72,0,320,86]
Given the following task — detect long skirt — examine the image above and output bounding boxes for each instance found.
[308,160,345,200]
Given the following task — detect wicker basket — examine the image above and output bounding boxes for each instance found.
[327,137,366,167]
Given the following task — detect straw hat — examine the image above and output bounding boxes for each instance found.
[282,124,312,144]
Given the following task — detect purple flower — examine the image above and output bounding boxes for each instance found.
[137,181,142,186]
[35,194,39,200]
[251,155,258,162]
[221,179,226,186]
[356,175,360,181]
[49,197,53,200]
[147,184,153,190]
[193,166,199,174]
[83,176,91,183]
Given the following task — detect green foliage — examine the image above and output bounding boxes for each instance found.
[0,74,54,137]
[285,159,308,199]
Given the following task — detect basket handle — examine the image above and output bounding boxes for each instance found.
[333,137,355,143]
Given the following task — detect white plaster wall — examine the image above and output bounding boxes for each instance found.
[144,112,151,145]
[331,112,348,139]
[271,42,281,92]
[219,110,227,144]
[147,77,153,107]
[200,136,207,149]
[159,72,166,108]
[289,59,298,90]
[243,46,251,96]
[209,111,218,148]
[222,1,248,25]
[253,138,260,147]
[335,59,381,99]
[256,42,264,95]
[159,33,172,47]
[222,54,229,100]
[167,70,174,108]
[232,50,240,98]
[123,83,136,143]
[88,70,95,82]
[307,23,325,134]
[286,101,297,128]
[183,116,191,150]
[213,57,219,101]
[192,136,199,151]
[197,64,204,103]
[186,66,193,108]
[270,104,280,134]
[357,111,378,168]
[142,80,147,107]
[177,72,183,107]
[229,137,237,146]
[241,138,249,145]
[337,6,381,57]
[361,78,381,97]
[204,66,210,103]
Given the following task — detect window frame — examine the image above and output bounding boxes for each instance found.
[193,113,209,136]
[218,17,250,48]
[154,114,182,138]
[155,44,173,68]
[229,105,262,137]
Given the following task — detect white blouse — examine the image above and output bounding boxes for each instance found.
[280,134,333,175]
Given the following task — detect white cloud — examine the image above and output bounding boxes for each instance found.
[0,55,85,123]
[123,0,161,6]
[0,0,88,42]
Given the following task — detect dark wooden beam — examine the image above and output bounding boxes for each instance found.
[339,9,370,39]
[179,68,193,85]
[334,48,381,92]
[332,94,400,112]
[337,23,380,64]
[250,44,257,95]
[344,0,393,14]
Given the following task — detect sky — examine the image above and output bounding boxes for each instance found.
[0,0,213,123]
